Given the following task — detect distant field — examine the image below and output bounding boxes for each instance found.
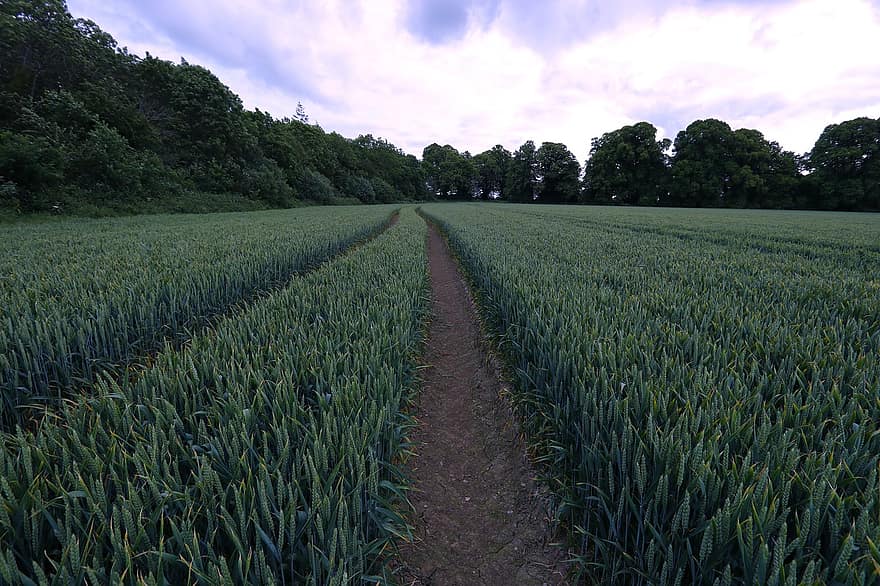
[423,203,880,585]
[0,203,878,584]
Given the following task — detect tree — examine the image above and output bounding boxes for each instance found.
[421,143,475,199]
[505,140,538,202]
[0,129,64,208]
[0,0,423,212]
[294,101,309,123]
[352,134,425,199]
[669,119,738,207]
[808,117,880,210]
[668,119,800,208]
[341,174,375,202]
[454,151,478,199]
[582,122,670,205]
[536,142,580,203]
[1,0,82,99]
[728,129,800,209]
[422,143,450,198]
[472,144,511,199]
[246,109,307,189]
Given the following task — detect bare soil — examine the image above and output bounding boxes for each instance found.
[396,221,568,585]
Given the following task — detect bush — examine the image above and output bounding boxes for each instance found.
[0,177,18,212]
[296,169,337,204]
[36,90,98,138]
[241,158,295,207]
[342,174,376,203]
[69,122,138,191]
[370,177,400,203]
[0,131,65,210]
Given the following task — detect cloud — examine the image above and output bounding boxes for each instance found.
[405,0,505,44]
[66,0,880,163]
[68,0,337,104]
[406,0,471,43]
[405,0,796,53]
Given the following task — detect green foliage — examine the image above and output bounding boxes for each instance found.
[70,121,148,191]
[0,205,397,430]
[8,0,876,214]
[0,1,420,214]
[472,144,511,199]
[422,143,476,199]
[809,117,880,211]
[0,129,64,207]
[536,141,580,203]
[297,169,338,204]
[669,119,801,208]
[424,202,880,585]
[353,134,425,199]
[0,0,98,99]
[341,175,376,203]
[669,119,744,206]
[433,113,877,211]
[0,207,428,583]
[505,140,539,202]
[583,121,670,205]
[58,189,269,217]
[0,177,16,202]
[370,177,399,203]
[240,157,295,207]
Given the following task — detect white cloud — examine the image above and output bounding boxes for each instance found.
[67,0,880,162]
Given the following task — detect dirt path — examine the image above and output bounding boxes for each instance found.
[397,221,567,585]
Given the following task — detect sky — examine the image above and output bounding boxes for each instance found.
[66,0,880,162]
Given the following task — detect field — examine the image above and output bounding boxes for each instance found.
[0,203,878,584]
[422,204,880,585]
[0,206,397,430]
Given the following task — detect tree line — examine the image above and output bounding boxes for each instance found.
[425,117,880,211]
[0,0,424,214]
[1,0,877,215]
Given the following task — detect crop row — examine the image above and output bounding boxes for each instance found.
[505,205,880,252]
[0,205,397,431]
[423,203,880,585]
[500,205,880,270]
[0,208,428,584]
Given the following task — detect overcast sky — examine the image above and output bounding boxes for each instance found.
[66,0,880,162]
